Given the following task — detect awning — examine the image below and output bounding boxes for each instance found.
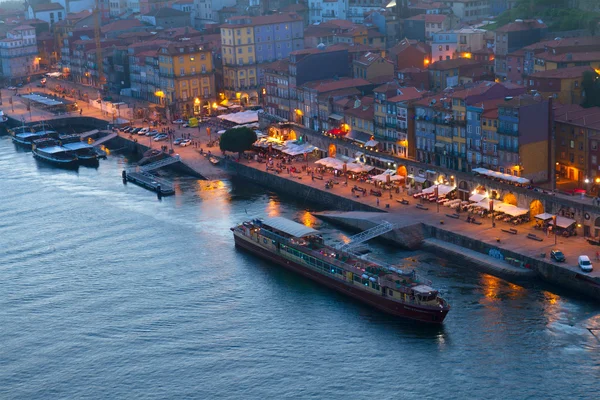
[555,216,576,229]
[364,140,379,147]
[535,213,554,221]
[434,143,446,148]
[408,174,427,183]
[469,193,487,202]
[346,130,371,144]
[328,113,343,121]
[425,170,437,175]
[472,167,530,184]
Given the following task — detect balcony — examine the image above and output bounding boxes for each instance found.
[497,126,519,135]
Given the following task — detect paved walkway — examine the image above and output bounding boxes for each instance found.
[227,155,600,279]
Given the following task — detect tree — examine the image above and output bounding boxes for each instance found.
[219,127,257,157]
[582,70,600,108]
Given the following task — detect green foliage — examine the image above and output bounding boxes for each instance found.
[219,127,257,155]
[494,0,600,32]
[582,71,600,108]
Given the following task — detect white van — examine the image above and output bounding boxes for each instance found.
[578,256,593,272]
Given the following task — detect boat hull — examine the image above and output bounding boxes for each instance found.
[234,233,448,324]
[32,150,79,169]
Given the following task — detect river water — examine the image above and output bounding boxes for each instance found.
[1,135,599,399]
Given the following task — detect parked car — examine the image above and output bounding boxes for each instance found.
[173,138,184,145]
[180,139,192,147]
[145,130,159,136]
[172,119,184,124]
[139,127,150,134]
[153,134,168,142]
[578,255,593,272]
[7,86,16,90]
[551,249,565,262]
[137,129,147,135]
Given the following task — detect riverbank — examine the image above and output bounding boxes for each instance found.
[221,156,600,302]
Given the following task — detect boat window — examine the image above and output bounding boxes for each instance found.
[263,238,267,244]
[354,275,361,282]
[389,289,394,296]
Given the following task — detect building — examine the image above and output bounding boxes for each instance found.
[347,0,389,24]
[140,7,191,28]
[109,0,128,16]
[0,25,39,81]
[27,2,65,27]
[388,39,431,71]
[353,52,394,81]
[196,0,236,25]
[263,59,291,120]
[428,58,480,89]
[364,9,402,48]
[296,77,371,130]
[308,0,348,24]
[379,86,424,157]
[404,13,459,41]
[527,66,592,105]
[533,52,600,74]
[522,36,600,78]
[220,13,304,103]
[157,39,216,118]
[344,95,375,144]
[409,1,452,15]
[431,31,457,62]
[554,105,600,185]
[303,19,368,48]
[494,19,547,81]
[455,28,487,55]
[129,40,172,103]
[440,0,490,22]
[496,95,551,181]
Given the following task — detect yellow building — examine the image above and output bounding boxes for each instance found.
[220,21,256,102]
[158,40,216,118]
[533,51,600,73]
[527,66,592,105]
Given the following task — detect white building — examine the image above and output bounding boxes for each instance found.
[196,0,236,24]
[441,0,491,22]
[0,25,39,80]
[308,0,348,24]
[55,0,96,13]
[27,3,65,27]
[127,0,140,12]
[108,0,129,16]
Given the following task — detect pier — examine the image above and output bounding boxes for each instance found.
[123,170,175,196]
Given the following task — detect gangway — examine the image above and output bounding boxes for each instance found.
[92,132,117,147]
[336,221,397,251]
[139,155,181,172]
[79,129,99,140]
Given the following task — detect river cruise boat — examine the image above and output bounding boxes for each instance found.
[32,138,78,169]
[231,217,450,323]
[12,129,59,147]
[59,134,102,165]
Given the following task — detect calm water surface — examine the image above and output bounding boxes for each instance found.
[1,135,599,399]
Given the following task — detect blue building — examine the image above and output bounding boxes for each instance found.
[431,31,458,62]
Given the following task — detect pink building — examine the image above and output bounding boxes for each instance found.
[505,49,525,84]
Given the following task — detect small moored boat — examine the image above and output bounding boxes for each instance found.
[209,156,220,165]
[32,138,79,169]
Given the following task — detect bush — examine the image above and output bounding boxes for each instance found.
[219,127,257,156]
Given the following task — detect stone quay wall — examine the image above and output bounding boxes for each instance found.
[224,159,381,212]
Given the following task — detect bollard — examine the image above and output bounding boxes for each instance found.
[122,170,127,184]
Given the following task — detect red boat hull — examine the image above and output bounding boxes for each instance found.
[234,234,448,324]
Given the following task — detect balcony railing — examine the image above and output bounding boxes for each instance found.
[497,126,519,135]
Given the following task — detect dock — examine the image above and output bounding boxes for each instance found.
[124,170,175,196]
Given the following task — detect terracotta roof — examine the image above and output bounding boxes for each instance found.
[367,75,395,86]
[430,58,479,70]
[373,81,401,93]
[502,94,544,108]
[524,36,600,52]
[10,24,34,31]
[222,12,301,28]
[354,52,384,66]
[388,38,429,57]
[317,87,361,101]
[344,96,375,120]
[143,7,188,18]
[535,51,600,63]
[410,1,450,9]
[31,3,64,12]
[303,77,371,93]
[406,14,446,23]
[415,93,451,108]
[290,46,346,56]
[387,87,424,103]
[101,19,143,33]
[530,66,594,79]
[496,19,546,33]
[262,59,290,73]
[451,81,497,99]
[554,104,600,130]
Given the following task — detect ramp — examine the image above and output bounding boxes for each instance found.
[336,221,397,251]
[80,129,99,140]
[92,132,117,147]
[139,155,181,172]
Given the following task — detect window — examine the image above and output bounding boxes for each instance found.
[592,141,598,150]
[438,45,442,51]
[570,140,575,149]
[446,45,449,51]
[593,155,598,165]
